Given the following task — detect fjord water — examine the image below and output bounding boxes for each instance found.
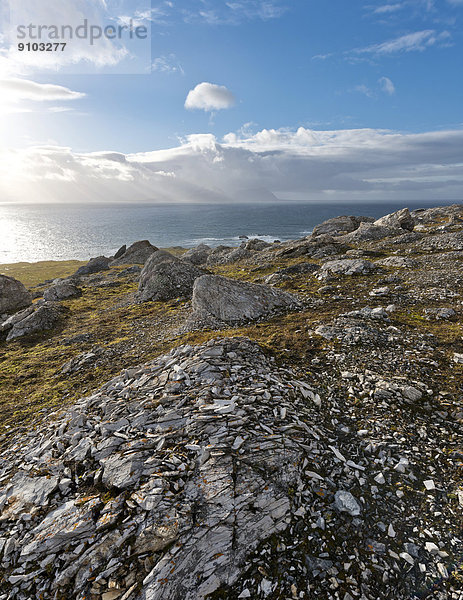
[0,200,457,264]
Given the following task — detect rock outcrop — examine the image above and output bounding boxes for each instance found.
[74,256,111,277]
[138,251,205,302]
[1,301,66,341]
[0,274,32,314]
[1,333,461,600]
[373,208,415,231]
[43,281,82,302]
[181,244,212,266]
[111,241,157,266]
[189,274,301,327]
[318,258,379,278]
[0,338,310,600]
[335,209,415,244]
[312,215,374,237]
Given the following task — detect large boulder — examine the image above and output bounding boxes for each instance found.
[43,281,81,302]
[276,235,349,260]
[338,222,403,243]
[244,238,273,251]
[318,258,378,279]
[181,243,212,266]
[1,301,65,341]
[138,252,205,302]
[0,274,32,314]
[111,240,157,266]
[190,274,301,325]
[374,208,414,231]
[73,256,111,277]
[312,215,374,237]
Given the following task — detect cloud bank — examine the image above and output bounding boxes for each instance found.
[1,127,462,204]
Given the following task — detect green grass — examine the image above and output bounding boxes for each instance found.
[0,260,86,287]
[0,271,185,442]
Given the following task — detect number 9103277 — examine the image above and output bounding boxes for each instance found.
[18,42,67,51]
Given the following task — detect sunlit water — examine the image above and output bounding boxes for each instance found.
[0,200,457,264]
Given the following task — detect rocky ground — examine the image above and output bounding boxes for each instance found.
[0,205,462,600]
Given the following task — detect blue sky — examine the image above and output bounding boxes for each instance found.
[0,0,462,203]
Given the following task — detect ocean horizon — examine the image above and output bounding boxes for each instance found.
[0,199,460,264]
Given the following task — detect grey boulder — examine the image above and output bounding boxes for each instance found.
[111,240,157,265]
[43,280,81,302]
[319,258,378,278]
[339,222,404,243]
[0,274,32,314]
[138,251,206,302]
[181,243,212,266]
[312,215,374,237]
[74,256,111,277]
[1,301,65,341]
[190,274,301,325]
[374,208,414,231]
[244,238,273,251]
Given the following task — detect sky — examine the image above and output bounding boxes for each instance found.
[0,0,462,203]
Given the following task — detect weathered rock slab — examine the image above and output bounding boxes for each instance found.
[43,280,81,302]
[1,301,65,341]
[318,258,378,278]
[190,274,301,326]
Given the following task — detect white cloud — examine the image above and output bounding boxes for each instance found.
[152,54,184,74]
[2,0,135,76]
[378,76,396,94]
[373,3,404,14]
[0,78,85,102]
[185,82,236,111]
[355,29,451,54]
[182,1,287,24]
[1,127,462,203]
[354,84,374,98]
[0,77,85,115]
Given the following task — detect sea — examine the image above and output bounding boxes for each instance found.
[0,200,459,264]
